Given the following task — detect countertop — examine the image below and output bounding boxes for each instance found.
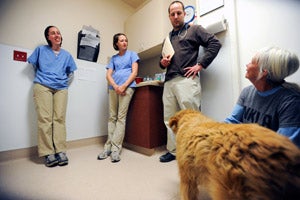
[136,80,164,87]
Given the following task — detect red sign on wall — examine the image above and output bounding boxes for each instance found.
[13,50,27,62]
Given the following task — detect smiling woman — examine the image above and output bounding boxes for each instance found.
[27,25,77,167]
[45,26,62,50]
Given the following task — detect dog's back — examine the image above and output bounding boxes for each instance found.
[170,109,300,200]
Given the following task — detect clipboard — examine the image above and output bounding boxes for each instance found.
[162,35,175,59]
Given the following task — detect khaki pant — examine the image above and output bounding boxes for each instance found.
[104,88,134,152]
[163,76,201,155]
[33,83,68,157]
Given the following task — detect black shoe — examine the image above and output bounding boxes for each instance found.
[159,152,176,162]
[55,152,69,166]
[45,154,58,167]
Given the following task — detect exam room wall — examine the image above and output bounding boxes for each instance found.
[0,0,135,152]
[0,0,134,64]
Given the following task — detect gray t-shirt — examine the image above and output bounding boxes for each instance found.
[238,85,300,131]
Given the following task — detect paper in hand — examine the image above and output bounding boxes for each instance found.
[162,35,175,59]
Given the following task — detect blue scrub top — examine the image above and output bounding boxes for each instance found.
[28,45,77,90]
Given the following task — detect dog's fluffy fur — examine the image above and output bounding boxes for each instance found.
[169,109,300,200]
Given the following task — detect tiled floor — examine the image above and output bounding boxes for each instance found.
[0,144,180,200]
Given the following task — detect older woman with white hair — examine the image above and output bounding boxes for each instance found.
[225,46,300,147]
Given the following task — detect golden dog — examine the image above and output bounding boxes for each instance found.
[169,109,300,200]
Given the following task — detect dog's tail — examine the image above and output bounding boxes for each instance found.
[169,115,179,134]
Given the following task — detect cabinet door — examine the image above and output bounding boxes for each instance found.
[125,86,167,149]
[125,0,171,53]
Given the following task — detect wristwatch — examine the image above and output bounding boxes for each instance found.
[184,5,195,24]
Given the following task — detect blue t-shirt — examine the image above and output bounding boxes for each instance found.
[106,50,139,90]
[28,45,77,90]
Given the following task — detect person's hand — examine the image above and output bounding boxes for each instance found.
[184,64,203,79]
[160,55,171,68]
[119,91,126,96]
[115,85,127,96]
[118,85,127,95]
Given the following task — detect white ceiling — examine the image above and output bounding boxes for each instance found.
[121,0,149,9]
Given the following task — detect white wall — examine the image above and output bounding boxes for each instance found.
[198,0,240,121]
[0,45,36,151]
[0,0,134,64]
[235,0,300,88]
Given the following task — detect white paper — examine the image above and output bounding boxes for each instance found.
[80,34,100,48]
[161,36,175,59]
[81,25,99,37]
[77,66,98,82]
[80,25,100,48]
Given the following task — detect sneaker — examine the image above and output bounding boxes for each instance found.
[55,152,69,166]
[97,150,111,160]
[45,154,58,167]
[110,151,120,163]
[159,152,176,162]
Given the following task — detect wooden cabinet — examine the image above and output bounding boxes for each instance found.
[125,85,167,152]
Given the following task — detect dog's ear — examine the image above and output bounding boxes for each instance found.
[169,116,179,134]
[169,109,196,134]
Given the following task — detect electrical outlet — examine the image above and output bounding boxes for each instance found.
[13,50,27,62]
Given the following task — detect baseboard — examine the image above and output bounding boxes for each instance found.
[0,136,107,163]
[67,136,107,149]
[123,142,156,156]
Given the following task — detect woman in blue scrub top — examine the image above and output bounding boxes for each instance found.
[97,33,139,163]
[28,25,77,167]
